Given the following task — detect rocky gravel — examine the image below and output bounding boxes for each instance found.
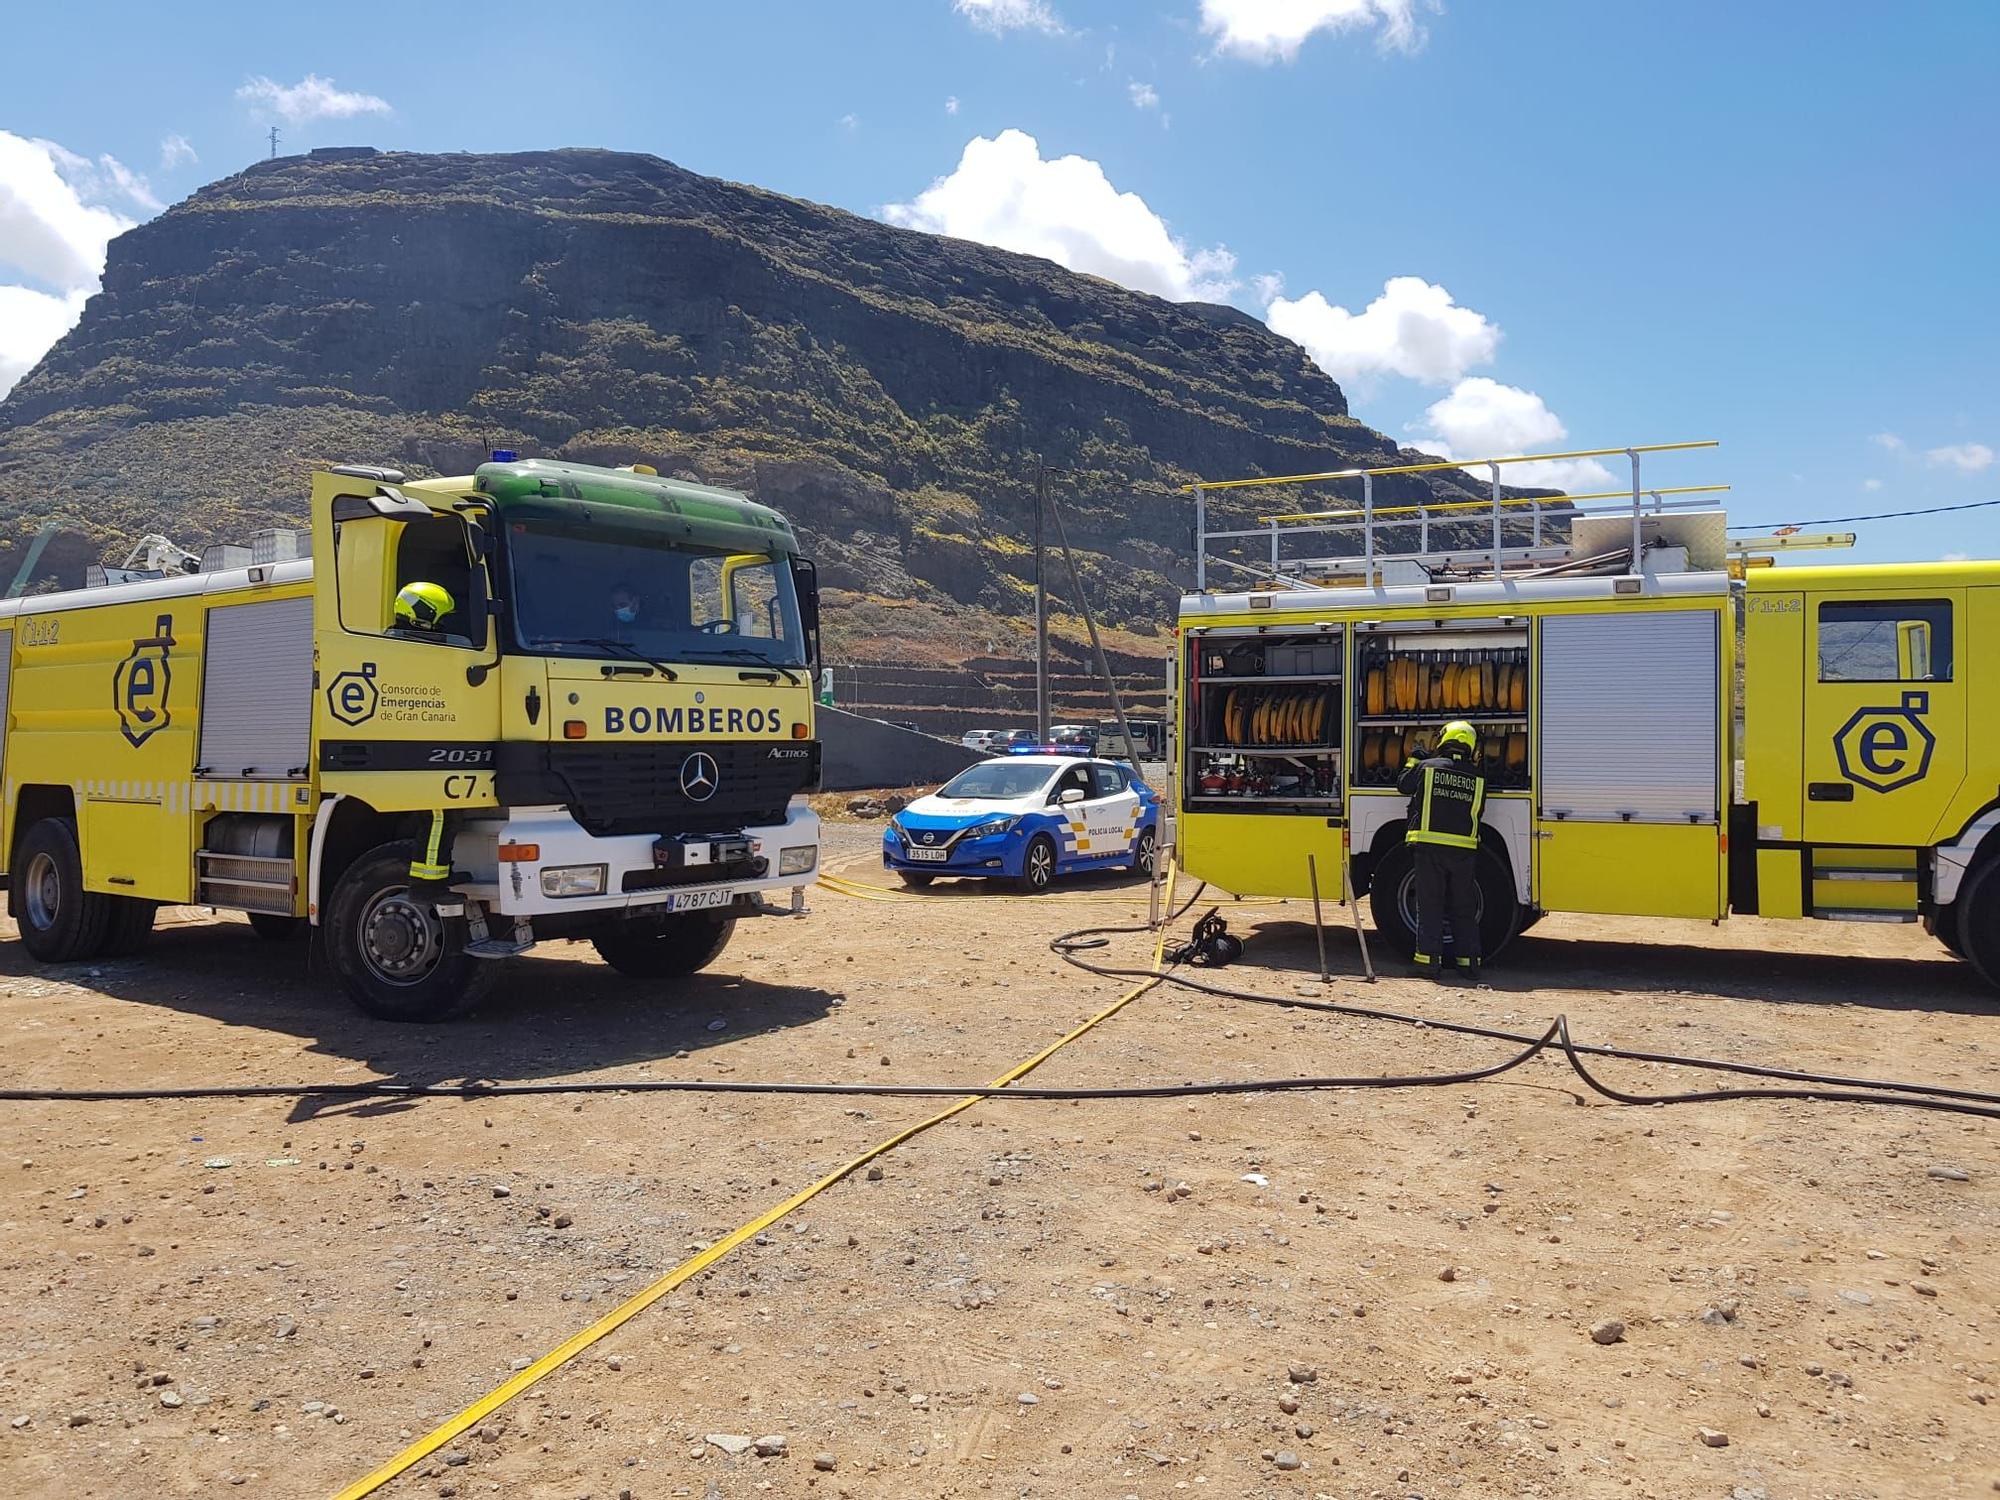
[0,843,1995,1497]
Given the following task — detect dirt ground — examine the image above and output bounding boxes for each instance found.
[0,825,1995,1500]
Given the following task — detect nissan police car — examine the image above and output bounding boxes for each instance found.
[883,756,1161,893]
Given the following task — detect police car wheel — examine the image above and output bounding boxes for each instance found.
[1015,835,1058,894]
[897,871,936,889]
[591,915,735,979]
[14,817,112,964]
[326,841,491,1022]
[1130,828,1158,876]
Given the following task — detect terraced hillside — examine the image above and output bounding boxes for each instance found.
[0,145,1519,660]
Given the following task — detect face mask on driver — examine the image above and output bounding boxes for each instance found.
[614,604,637,624]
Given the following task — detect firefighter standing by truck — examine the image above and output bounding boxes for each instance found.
[1397,719,1488,979]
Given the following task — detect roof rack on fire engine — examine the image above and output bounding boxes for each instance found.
[1182,440,1722,592]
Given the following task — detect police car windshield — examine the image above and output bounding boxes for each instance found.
[504,522,807,668]
[939,763,1058,800]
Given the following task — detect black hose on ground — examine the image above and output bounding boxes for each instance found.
[1048,908,2000,1120]
[1,888,1995,1120]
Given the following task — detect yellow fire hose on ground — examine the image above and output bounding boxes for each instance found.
[331,866,1181,1499]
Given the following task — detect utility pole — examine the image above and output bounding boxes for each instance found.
[1033,461,1049,742]
[268,126,281,160]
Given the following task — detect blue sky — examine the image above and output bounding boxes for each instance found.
[4,0,1996,564]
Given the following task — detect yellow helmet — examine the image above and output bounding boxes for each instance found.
[1438,719,1478,756]
[393,581,455,630]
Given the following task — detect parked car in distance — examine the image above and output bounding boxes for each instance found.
[1049,723,1096,751]
[1006,728,1041,748]
[961,728,1010,752]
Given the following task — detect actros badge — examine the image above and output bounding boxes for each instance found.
[113,613,176,748]
[1834,690,1936,794]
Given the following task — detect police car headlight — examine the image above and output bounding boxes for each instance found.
[968,816,1017,838]
[540,864,608,898]
[778,845,817,876]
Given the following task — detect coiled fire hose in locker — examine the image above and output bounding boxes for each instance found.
[2,882,1997,1121]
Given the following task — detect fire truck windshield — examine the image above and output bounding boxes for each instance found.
[504,520,808,669]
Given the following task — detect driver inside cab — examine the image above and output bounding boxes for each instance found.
[389,581,455,638]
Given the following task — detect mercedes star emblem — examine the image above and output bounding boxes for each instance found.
[679,752,720,802]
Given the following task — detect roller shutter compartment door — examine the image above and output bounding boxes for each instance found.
[197,596,314,780]
[1534,609,1726,920]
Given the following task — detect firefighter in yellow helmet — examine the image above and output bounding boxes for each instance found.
[391,581,455,635]
[1396,719,1487,980]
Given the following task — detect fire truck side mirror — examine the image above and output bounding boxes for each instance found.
[330,487,433,523]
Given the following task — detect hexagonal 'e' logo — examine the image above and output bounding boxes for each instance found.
[1834,691,1936,794]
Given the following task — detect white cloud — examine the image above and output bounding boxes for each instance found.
[953,0,1064,36]
[1129,80,1161,110]
[1869,431,1904,451]
[1410,377,1614,491]
[160,134,198,171]
[945,95,961,115]
[0,132,135,291]
[236,74,392,124]
[839,112,860,131]
[1200,0,1430,62]
[0,284,89,397]
[1250,271,1285,306]
[1942,551,1970,562]
[1925,442,1993,473]
[0,132,149,397]
[1266,276,1499,387]
[1862,477,1883,491]
[883,129,1238,301]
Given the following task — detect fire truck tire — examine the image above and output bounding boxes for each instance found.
[1951,861,2000,986]
[247,912,307,942]
[1365,843,1520,963]
[99,898,157,957]
[591,915,736,978]
[14,817,112,964]
[325,841,491,1022]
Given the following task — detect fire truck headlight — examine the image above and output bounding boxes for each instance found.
[540,864,608,898]
[778,845,818,876]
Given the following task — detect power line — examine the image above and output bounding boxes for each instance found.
[1729,497,2000,531]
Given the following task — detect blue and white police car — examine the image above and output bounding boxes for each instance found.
[883,756,1161,893]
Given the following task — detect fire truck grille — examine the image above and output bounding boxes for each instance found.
[494,741,819,837]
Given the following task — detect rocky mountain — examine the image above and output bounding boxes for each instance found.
[0,146,1512,660]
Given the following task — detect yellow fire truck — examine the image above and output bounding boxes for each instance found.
[1175,442,2000,983]
[0,458,824,1019]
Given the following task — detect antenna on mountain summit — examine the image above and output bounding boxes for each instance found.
[268,126,280,160]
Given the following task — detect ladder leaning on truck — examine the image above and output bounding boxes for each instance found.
[0,457,826,1021]
[1172,441,2000,985]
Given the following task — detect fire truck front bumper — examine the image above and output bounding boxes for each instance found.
[452,802,820,919]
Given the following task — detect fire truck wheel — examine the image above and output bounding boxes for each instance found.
[14,817,112,964]
[99,898,158,957]
[1365,843,1521,963]
[590,915,736,978]
[247,912,307,942]
[1014,835,1058,894]
[326,841,491,1022]
[1953,861,2000,986]
[896,871,936,889]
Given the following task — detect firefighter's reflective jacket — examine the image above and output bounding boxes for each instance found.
[1397,752,1486,850]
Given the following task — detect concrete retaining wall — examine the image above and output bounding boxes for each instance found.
[819,707,983,792]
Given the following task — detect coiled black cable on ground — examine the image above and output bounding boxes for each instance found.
[1,889,1995,1120]
[1049,906,2000,1121]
